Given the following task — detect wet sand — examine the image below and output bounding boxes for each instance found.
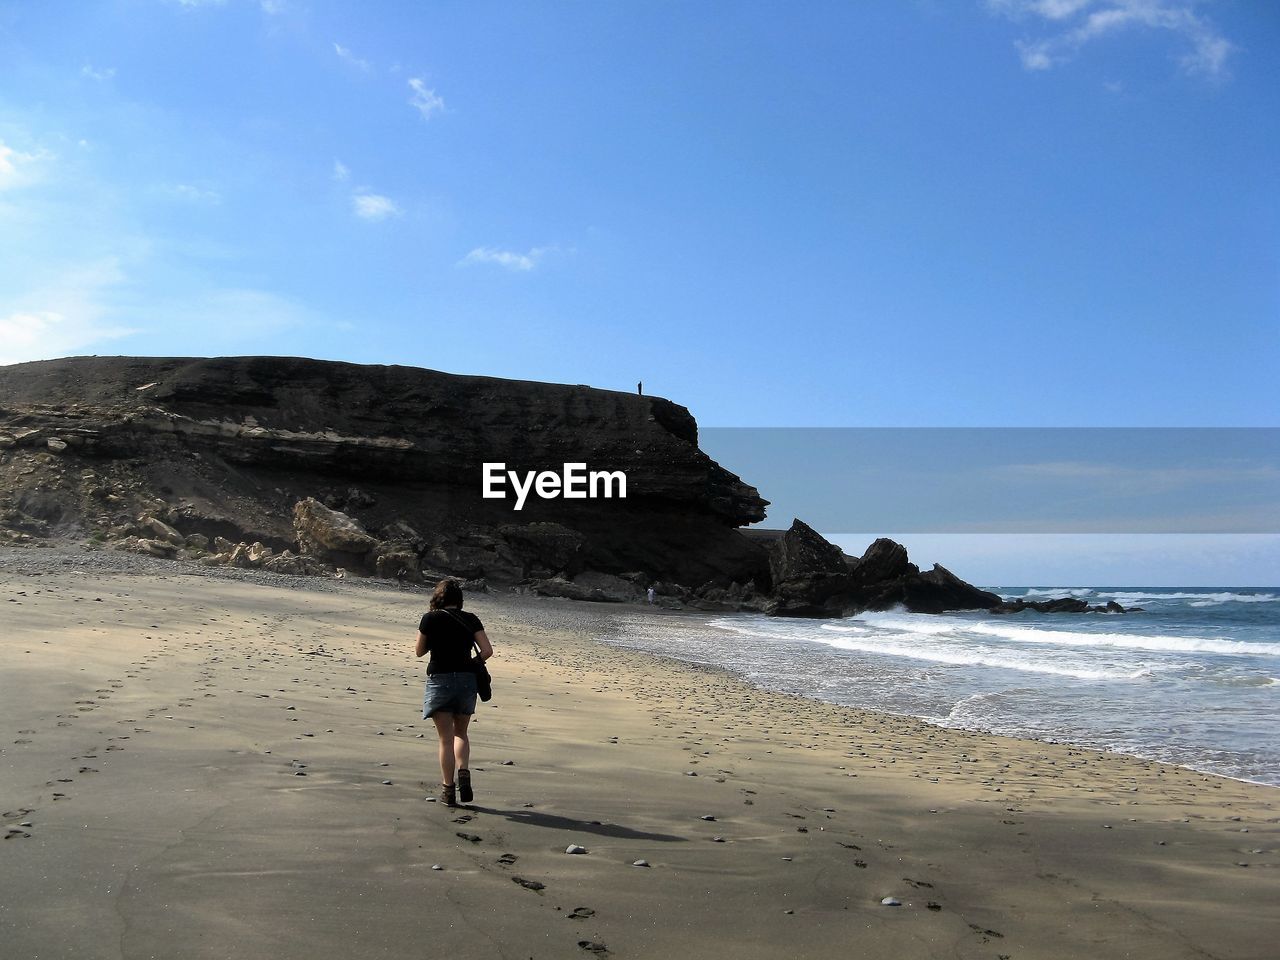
[2,555,1277,959]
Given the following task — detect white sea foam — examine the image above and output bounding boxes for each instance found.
[1019,589,1278,604]
[964,622,1280,657]
[821,616,954,636]
[1022,587,1097,598]
[808,632,1152,681]
[635,605,1280,786]
[849,610,1280,657]
[1107,591,1278,604]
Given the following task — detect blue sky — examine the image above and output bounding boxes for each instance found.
[2,1,1276,582]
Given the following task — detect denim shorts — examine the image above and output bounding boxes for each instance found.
[423,671,478,718]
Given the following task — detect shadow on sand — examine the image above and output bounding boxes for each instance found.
[470,806,687,843]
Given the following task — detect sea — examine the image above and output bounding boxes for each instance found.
[599,588,1280,787]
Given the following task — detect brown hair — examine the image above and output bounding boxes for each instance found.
[429,578,463,610]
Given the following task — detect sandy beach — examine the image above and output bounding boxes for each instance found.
[2,550,1277,960]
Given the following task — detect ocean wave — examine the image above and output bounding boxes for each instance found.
[1017,588,1278,604]
[854,610,1280,657]
[1107,591,1278,604]
[965,622,1280,657]
[1021,587,1097,598]
[821,617,954,636]
[808,632,1152,681]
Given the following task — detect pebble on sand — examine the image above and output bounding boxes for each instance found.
[566,844,588,854]
[632,859,650,867]
[881,897,902,906]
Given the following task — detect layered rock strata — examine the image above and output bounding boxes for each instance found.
[0,355,768,589]
[0,355,1073,618]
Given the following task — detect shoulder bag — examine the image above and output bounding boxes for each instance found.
[443,609,492,702]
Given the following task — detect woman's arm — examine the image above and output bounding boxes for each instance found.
[474,630,493,660]
[415,630,428,658]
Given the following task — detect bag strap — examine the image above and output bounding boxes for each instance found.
[440,608,482,656]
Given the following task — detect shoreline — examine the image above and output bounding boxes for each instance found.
[4,544,1277,792]
[3,549,1279,958]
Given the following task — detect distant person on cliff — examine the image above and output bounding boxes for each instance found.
[637,381,643,395]
[415,579,493,807]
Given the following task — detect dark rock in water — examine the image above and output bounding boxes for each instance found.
[851,537,911,584]
[903,564,1002,615]
[991,597,1141,615]
[769,518,848,582]
[763,520,860,617]
[764,525,999,618]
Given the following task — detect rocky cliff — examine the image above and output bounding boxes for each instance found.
[0,355,1020,617]
[0,356,769,587]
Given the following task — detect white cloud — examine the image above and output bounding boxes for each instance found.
[333,160,350,182]
[0,260,136,366]
[333,42,370,71]
[0,310,135,365]
[458,246,555,272]
[989,0,1235,78]
[81,64,116,82]
[260,0,286,13]
[1015,38,1056,69]
[988,0,1094,19]
[0,140,47,191]
[161,182,222,204]
[352,192,400,221]
[408,78,445,120]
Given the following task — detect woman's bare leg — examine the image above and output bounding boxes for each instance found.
[453,713,472,772]
[432,713,456,785]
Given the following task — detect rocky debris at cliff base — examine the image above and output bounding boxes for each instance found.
[531,573,634,603]
[293,497,377,557]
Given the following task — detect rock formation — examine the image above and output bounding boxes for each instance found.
[0,355,1104,619]
[991,597,1142,614]
[0,355,769,588]
[758,521,1002,618]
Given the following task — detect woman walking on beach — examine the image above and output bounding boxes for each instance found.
[415,579,493,807]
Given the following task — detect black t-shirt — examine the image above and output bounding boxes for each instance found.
[418,608,484,674]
